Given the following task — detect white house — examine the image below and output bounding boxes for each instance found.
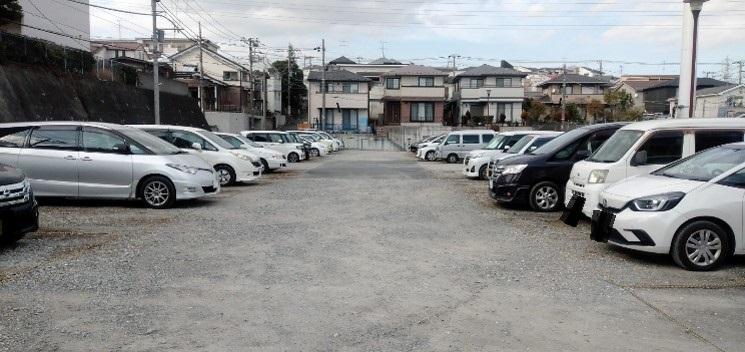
[306,69,371,132]
[694,84,745,118]
[4,0,90,50]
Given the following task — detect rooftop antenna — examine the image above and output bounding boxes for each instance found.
[380,41,387,58]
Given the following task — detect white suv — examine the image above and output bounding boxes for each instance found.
[135,125,262,186]
[241,131,307,163]
[215,132,288,172]
[592,143,745,271]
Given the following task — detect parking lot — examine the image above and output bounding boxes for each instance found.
[1,150,744,351]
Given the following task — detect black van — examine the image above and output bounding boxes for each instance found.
[0,164,39,244]
[489,123,625,212]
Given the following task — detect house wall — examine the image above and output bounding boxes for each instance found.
[695,87,745,118]
[205,112,250,133]
[171,49,247,88]
[617,83,645,110]
[16,0,90,51]
[542,84,605,105]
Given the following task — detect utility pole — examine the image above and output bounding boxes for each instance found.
[198,22,205,113]
[735,60,744,85]
[321,39,326,132]
[561,63,567,130]
[151,0,161,124]
[248,38,256,119]
[287,44,292,122]
[598,59,604,76]
[263,57,268,129]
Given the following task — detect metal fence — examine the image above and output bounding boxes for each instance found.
[0,31,94,74]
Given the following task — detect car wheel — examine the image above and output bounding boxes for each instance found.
[139,176,176,209]
[215,164,236,186]
[425,151,435,161]
[529,181,561,212]
[672,221,731,271]
[260,159,271,173]
[288,152,300,163]
[446,154,459,164]
[310,148,320,157]
[478,165,488,180]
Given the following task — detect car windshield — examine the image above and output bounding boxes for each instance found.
[287,134,301,143]
[304,134,321,141]
[587,130,644,163]
[236,135,262,148]
[118,128,184,155]
[280,134,295,144]
[201,130,240,150]
[530,127,589,155]
[653,146,745,182]
[484,135,507,150]
[506,136,534,154]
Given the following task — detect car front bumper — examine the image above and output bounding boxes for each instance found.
[564,180,603,218]
[266,158,287,170]
[489,175,530,204]
[235,162,263,183]
[590,207,683,254]
[174,169,221,200]
[0,197,39,242]
[463,157,489,178]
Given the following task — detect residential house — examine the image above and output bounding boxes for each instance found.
[306,70,371,132]
[2,0,90,51]
[537,74,612,121]
[614,75,677,112]
[91,41,150,61]
[452,64,527,125]
[641,77,729,116]
[694,84,745,118]
[380,65,449,126]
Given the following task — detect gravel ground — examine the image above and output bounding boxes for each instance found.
[1,150,744,351]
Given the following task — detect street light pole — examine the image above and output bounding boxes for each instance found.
[681,0,709,118]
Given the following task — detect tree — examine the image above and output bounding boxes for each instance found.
[603,89,634,121]
[565,103,582,123]
[586,99,605,122]
[524,98,546,124]
[0,0,22,26]
[271,50,307,119]
[618,107,644,121]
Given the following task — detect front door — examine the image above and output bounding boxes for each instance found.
[78,127,134,199]
[19,125,80,197]
[385,102,401,125]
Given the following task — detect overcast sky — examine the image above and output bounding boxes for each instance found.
[88,0,745,78]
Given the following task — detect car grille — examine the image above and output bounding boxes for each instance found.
[251,161,262,168]
[202,186,217,194]
[0,181,29,207]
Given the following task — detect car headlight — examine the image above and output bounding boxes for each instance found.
[296,145,302,150]
[272,154,282,160]
[588,170,609,184]
[230,152,252,162]
[501,164,528,175]
[166,163,199,175]
[629,192,685,212]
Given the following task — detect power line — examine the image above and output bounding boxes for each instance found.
[62,0,153,16]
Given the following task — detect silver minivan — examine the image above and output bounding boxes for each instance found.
[0,122,220,209]
[436,130,497,163]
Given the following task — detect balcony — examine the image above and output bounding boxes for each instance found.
[458,86,524,100]
[384,86,446,100]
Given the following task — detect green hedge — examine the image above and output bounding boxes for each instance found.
[0,31,94,74]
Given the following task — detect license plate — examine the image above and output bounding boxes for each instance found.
[572,190,585,197]
[560,195,586,227]
[590,210,616,243]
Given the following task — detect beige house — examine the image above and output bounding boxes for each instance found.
[306,69,371,132]
[453,64,527,125]
[537,74,612,120]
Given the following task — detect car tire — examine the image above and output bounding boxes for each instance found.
[288,152,300,163]
[446,154,459,164]
[425,151,436,161]
[671,220,731,271]
[310,148,320,157]
[478,165,488,180]
[260,159,271,173]
[529,181,561,212]
[215,164,236,186]
[139,176,176,209]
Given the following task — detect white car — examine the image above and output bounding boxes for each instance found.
[463,131,561,180]
[241,131,307,163]
[416,135,447,161]
[215,132,288,172]
[135,125,263,186]
[298,136,329,157]
[317,131,343,151]
[566,119,745,218]
[592,143,745,271]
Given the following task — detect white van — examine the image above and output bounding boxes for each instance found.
[435,130,497,163]
[565,119,745,218]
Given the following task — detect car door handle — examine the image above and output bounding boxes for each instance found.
[64,155,76,160]
[81,156,93,162]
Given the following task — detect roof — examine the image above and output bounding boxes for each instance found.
[307,69,371,82]
[382,65,449,77]
[329,56,356,65]
[537,74,612,87]
[456,64,527,78]
[620,80,664,91]
[368,58,403,65]
[91,41,145,51]
[169,45,248,71]
[696,84,741,97]
[619,118,745,132]
[642,77,730,91]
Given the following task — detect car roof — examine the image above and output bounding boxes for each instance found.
[243,130,289,134]
[449,130,497,134]
[130,124,208,132]
[0,121,132,130]
[214,132,239,137]
[498,130,561,136]
[620,118,745,132]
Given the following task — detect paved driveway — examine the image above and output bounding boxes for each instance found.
[1,151,743,351]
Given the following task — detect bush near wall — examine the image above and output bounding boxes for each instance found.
[0,31,95,74]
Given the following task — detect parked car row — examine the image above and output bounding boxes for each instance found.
[418,119,745,271]
[0,122,343,245]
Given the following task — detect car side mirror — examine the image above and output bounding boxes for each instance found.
[528,146,538,152]
[631,150,648,166]
[191,142,203,151]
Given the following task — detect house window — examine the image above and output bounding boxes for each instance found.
[223,71,239,81]
[410,102,435,122]
[565,85,575,95]
[496,78,512,88]
[342,83,359,93]
[496,103,514,123]
[581,85,597,95]
[418,77,435,87]
[386,78,400,89]
[469,78,484,88]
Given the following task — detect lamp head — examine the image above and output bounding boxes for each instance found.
[683,0,709,11]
